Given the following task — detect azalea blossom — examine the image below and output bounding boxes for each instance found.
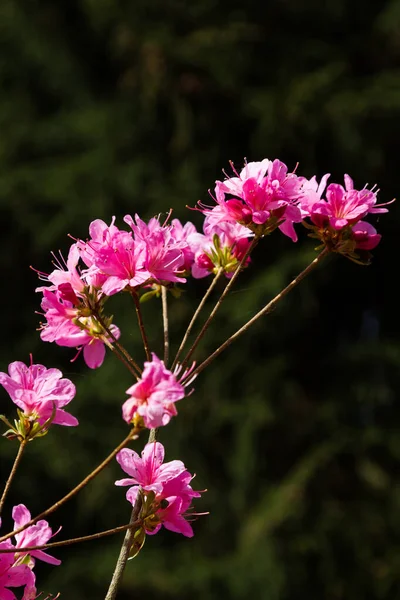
[122,353,195,429]
[124,215,186,284]
[83,224,150,295]
[197,158,303,240]
[299,173,390,259]
[0,538,36,600]
[35,240,121,369]
[115,442,185,494]
[12,505,61,567]
[38,287,120,369]
[300,174,389,230]
[170,218,197,272]
[116,442,203,538]
[0,360,78,432]
[0,507,60,600]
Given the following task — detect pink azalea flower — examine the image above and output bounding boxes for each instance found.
[198,158,303,240]
[116,443,204,538]
[170,218,197,272]
[301,174,389,230]
[150,470,201,538]
[12,505,61,567]
[122,353,194,429]
[0,539,36,600]
[82,220,150,295]
[124,215,186,284]
[38,287,120,369]
[125,469,202,538]
[115,442,185,494]
[35,239,121,369]
[45,244,86,295]
[0,360,78,428]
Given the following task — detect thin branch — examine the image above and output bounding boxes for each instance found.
[147,428,157,444]
[171,268,224,370]
[0,428,139,544]
[108,345,140,380]
[185,248,329,382]
[0,440,27,516]
[130,289,151,361]
[161,286,169,365]
[180,236,259,369]
[104,498,143,600]
[94,312,142,378]
[105,427,156,600]
[0,520,142,553]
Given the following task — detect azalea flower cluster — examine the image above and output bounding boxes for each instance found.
[35,212,258,369]
[0,360,78,440]
[116,442,202,538]
[0,505,60,600]
[198,158,389,261]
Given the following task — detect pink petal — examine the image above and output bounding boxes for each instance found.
[52,409,79,426]
[83,339,106,369]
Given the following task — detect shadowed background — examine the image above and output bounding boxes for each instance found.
[0,1,399,598]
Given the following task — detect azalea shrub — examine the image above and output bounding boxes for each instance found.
[0,158,390,599]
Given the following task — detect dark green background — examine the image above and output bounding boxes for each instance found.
[0,1,399,598]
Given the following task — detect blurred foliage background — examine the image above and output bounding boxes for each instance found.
[0,0,399,598]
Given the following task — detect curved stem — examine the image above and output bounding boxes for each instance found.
[0,440,27,516]
[161,286,169,365]
[171,268,224,370]
[130,290,151,361]
[185,248,329,382]
[180,236,259,369]
[0,520,142,553]
[105,427,157,599]
[0,428,138,544]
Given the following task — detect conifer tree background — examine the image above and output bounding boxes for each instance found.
[0,1,399,598]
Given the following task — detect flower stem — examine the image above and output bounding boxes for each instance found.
[171,268,224,370]
[105,427,157,600]
[0,428,139,544]
[0,520,142,554]
[0,440,27,516]
[104,498,143,600]
[161,286,169,365]
[130,289,151,361]
[185,248,329,382]
[180,236,259,369]
[94,312,142,378]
